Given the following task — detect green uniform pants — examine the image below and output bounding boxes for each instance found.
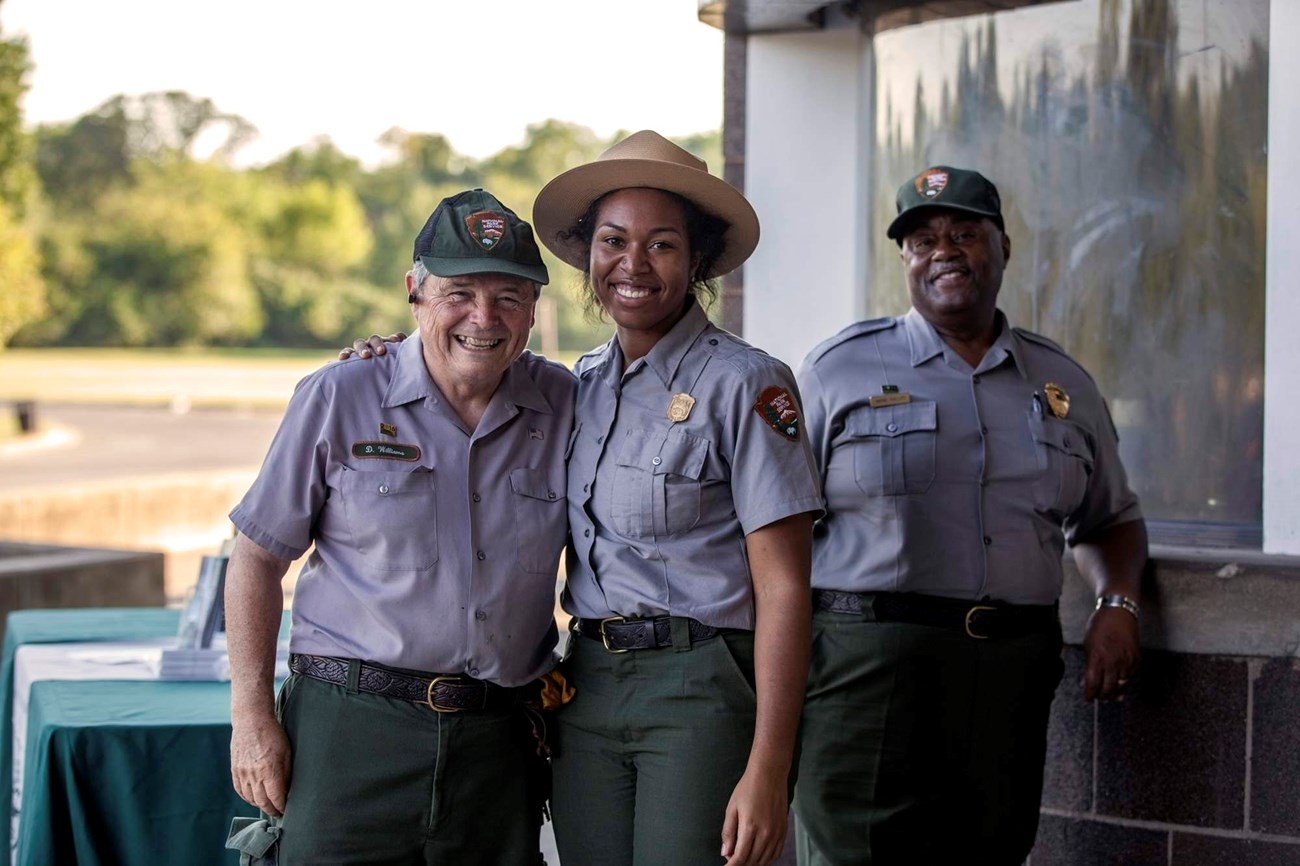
[271,671,544,866]
[551,628,759,866]
[793,609,1063,866]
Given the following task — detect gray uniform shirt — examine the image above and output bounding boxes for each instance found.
[798,307,1141,605]
[230,334,575,686]
[565,300,824,629]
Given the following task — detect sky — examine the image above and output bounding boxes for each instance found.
[0,0,725,166]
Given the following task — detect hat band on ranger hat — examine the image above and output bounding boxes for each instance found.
[532,130,760,279]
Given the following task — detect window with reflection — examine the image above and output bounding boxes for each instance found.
[867,0,1268,544]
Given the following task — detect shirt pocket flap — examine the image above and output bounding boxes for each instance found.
[1031,418,1091,461]
[614,430,708,479]
[339,467,435,496]
[509,467,563,502]
[846,400,938,438]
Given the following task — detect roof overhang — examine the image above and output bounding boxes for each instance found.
[698,0,1075,35]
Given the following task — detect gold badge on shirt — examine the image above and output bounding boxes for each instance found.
[1043,382,1070,419]
[667,393,696,423]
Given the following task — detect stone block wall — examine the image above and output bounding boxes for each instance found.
[1029,552,1300,865]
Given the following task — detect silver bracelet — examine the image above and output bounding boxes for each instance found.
[1095,594,1139,621]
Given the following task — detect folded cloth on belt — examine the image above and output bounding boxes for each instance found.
[289,653,523,711]
[573,615,722,651]
[812,589,1059,639]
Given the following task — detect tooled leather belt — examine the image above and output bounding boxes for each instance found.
[289,653,522,712]
[572,615,725,652]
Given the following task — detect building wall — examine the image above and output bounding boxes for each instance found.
[1263,0,1300,556]
[743,9,870,368]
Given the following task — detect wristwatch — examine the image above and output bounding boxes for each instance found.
[1095,594,1139,622]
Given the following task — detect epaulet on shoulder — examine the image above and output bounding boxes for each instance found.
[1013,327,1098,383]
[805,317,897,366]
[519,350,577,381]
[1013,327,1069,356]
[572,346,606,376]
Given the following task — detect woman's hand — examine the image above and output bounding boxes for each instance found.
[722,763,789,865]
[337,332,407,360]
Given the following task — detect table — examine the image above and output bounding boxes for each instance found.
[17,679,252,866]
[1,609,287,866]
[0,609,179,860]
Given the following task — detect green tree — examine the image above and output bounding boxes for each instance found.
[0,201,44,345]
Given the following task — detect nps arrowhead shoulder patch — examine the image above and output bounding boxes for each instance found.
[754,386,801,440]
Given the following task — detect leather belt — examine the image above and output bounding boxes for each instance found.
[812,589,1059,640]
[573,616,723,653]
[289,653,522,712]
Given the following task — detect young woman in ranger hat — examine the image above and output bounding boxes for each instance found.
[531,131,823,866]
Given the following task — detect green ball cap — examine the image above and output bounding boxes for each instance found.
[886,166,1004,243]
[413,188,550,286]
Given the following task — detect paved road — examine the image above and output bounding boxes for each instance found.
[0,403,284,492]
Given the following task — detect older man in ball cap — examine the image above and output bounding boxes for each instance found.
[793,166,1148,865]
[225,189,573,865]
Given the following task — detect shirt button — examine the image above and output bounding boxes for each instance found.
[651,456,662,466]
[980,425,988,435]
[472,493,481,502]
[983,536,992,546]
[886,423,898,433]
[973,376,981,384]
[469,668,479,678]
[709,338,719,346]
[476,550,486,561]
[548,490,556,499]
[597,435,604,444]
[584,529,591,537]
[583,484,589,493]
[378,484,389,494]
[475,610,487,621]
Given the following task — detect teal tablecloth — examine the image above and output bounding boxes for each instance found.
[1,608,290,865]
[15,680,252,866]
[1,608,180,859]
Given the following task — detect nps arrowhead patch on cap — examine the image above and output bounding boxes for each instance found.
[464,211,508,251]
[754,386,801,440]
[915,168,949,199]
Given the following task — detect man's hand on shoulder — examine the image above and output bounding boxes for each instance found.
[338,332,408,361]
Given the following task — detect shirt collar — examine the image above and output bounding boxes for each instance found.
[640,298,711,389]
[383,333,554,414]
[582,298,711,392]
[903,307,1027,379]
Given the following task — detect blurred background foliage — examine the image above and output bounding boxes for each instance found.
[0,18,720,354]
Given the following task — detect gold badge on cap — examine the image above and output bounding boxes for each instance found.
[1044,382,1070,419]
[667,393,696,423]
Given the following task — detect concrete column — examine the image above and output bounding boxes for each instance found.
[742,10,870,368]
[1264,0,1300,555]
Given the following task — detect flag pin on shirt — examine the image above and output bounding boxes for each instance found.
[530,428,545,440]
[379,422,397,437]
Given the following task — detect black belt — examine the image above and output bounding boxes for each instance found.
[289,653,524,712]
[812,589,1059,640]
[573,616,723,652]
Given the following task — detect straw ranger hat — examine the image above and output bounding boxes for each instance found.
[532,130,760,279]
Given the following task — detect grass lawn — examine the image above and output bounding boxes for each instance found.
[0,346,586,413]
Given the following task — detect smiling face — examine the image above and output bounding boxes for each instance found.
[588,188,698,354]
[408,271,536,399]
[900,210,1011,329]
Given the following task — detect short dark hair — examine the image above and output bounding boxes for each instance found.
[560,189,728,321]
